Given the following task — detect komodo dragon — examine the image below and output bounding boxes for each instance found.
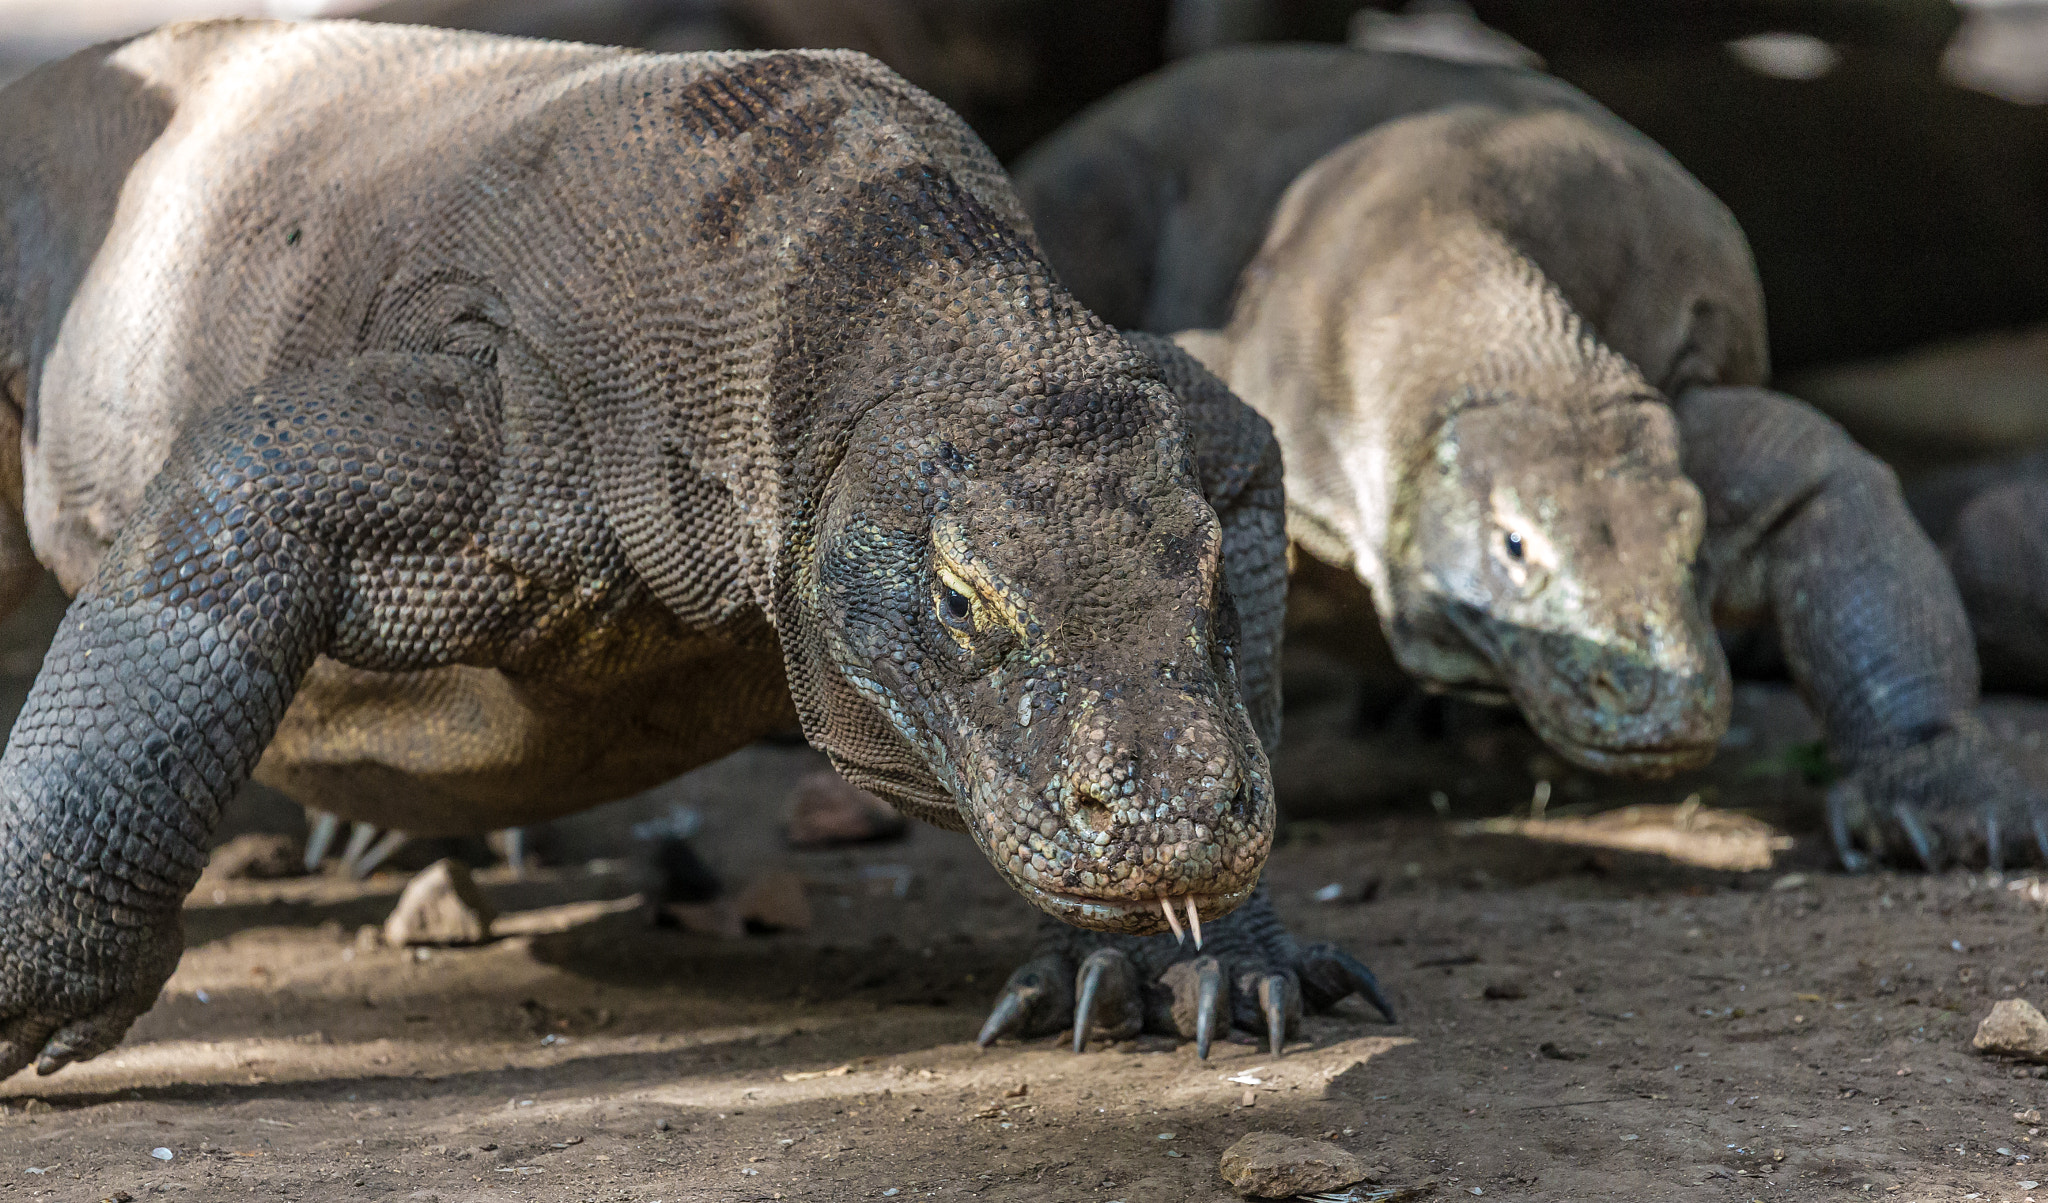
[0,20,1388,1080]
[1011,46,2047,878]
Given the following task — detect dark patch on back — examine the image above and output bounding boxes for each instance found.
[666,53,838,144]
[766,163,1032,486]
[692,95,849,248]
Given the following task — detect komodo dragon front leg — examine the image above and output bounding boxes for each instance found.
[978,336,1393,1057]
[1680,386,2047,871]
[0,354,523,1076]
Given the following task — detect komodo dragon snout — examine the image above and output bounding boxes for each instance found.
[809,388,1273,936]
[1394,399,1730,776]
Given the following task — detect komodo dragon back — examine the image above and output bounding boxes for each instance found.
[0,20,1290,1078]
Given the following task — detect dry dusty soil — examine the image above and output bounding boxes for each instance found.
[0,581,2045,1203]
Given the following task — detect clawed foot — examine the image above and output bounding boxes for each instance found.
[1827,719,2048,872]
[976,886,1393,1058]
[302,811,530,880]
[0,919,184,1080]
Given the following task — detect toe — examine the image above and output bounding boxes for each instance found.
[1299,942,1396,1023]
[1155,955,1226,1058]
[0,1015,58,1082]
[1894,806,1946,872]
[1072,948,1142,1052]
[1825,782,1874,873]
[1253,972,1299,1056]
[35,1001,149,1075]
[977,953,1073,1048]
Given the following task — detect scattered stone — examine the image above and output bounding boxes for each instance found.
[1973,999,2048,1063]
[1538,1041,1583,1061]
[1482,981,1526,1001]
[382,859,495,947]
[736,871,813,932]
[204,833,305,880]
[2017,1108,2043,1125]
[1219,1132,1367,1198]
[783,770,908,848]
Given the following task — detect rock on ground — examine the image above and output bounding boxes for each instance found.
[382,858,496,946]
[1219,1132,1368,1198]
[1973,998,2048,1063]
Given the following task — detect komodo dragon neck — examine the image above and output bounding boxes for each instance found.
[1186,214,1652,607]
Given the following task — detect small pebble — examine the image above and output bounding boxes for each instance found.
[149,1148,173,1161]
[655,1119,672,1132]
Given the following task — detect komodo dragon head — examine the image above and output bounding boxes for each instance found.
[782,324,1273,937]
[1384,390,1730,776]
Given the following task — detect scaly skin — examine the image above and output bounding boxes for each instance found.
[0,21,1325,1080]
[1015,47,2046,872]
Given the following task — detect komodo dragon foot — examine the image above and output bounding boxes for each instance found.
[1825,718,2048,873]
[975,886,1392,1058]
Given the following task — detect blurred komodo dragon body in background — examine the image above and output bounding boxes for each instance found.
[1016,45,2048,874]
[0,20,1390,1081]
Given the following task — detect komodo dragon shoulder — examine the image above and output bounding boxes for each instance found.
[1018,44,2045,874]
[0,20,1385,1080]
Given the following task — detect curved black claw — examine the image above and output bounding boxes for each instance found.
[975,885,1394,1057]
[1073,948,1142,1052]
[1256,973,1291,1055]
[1299,942,1396,1023]
[1194,956,1223,1060]
[977,952,1073,1049]
[1826,720,2048,872]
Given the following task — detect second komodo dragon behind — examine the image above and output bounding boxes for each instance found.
[0,21,1387,1080]
[1017,45,2047,875]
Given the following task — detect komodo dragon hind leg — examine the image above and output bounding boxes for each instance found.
[976,886,1394,1057]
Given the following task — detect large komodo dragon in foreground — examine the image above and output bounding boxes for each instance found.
[1014,46,2047,877]
[0,20,1391,1080]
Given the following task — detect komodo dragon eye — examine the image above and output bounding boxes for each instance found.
[1503,531,1525,561]
[935,567,982,639]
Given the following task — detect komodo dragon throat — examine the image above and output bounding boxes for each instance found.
[1017,46,2046,871]
[0,21,1287,1078]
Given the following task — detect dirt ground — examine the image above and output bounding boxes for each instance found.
[0,569,2043,1203]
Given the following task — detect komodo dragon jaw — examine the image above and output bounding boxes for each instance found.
[797,380,1275,936]
[1388,397,1733,777]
